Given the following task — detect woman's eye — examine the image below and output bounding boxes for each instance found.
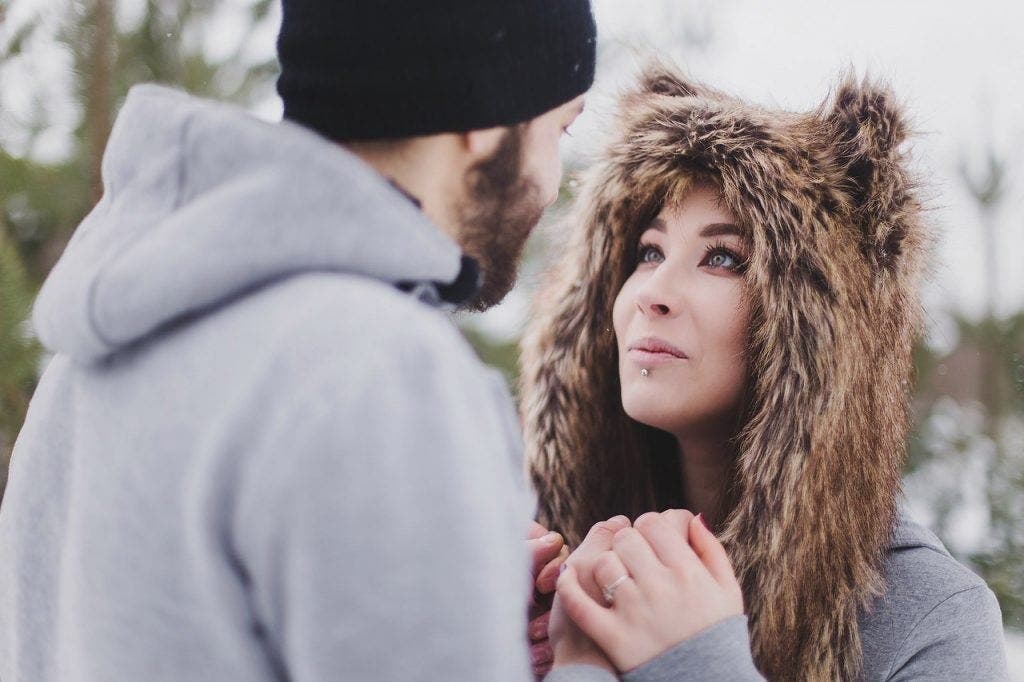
[701,246,746,272]
[708,251,736,268]
[636,243,664,265]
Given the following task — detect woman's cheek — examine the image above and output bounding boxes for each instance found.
[721,297,751,404]
[612,278,635,340]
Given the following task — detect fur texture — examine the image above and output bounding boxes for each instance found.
[520,62,930,680]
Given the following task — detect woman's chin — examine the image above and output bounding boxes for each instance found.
[622,393,734,438]
[621,396,681,434]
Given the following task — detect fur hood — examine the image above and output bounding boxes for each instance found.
[520,63,930,680]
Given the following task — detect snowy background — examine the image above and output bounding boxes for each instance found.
[2,0,1022,673]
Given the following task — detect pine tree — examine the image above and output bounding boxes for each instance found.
[0,225,41,497]
[0,0,279,502]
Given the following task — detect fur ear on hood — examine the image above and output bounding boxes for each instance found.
[520,62,930,680]
[635,64,711,99]
[823,76,919,273]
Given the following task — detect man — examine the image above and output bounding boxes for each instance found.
[0,1,603,679]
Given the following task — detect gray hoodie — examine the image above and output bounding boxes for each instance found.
[0,85,607,682]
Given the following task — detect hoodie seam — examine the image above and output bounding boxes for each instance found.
[886,584,986,679]
[85,108,195,351]
[890,542,963,575]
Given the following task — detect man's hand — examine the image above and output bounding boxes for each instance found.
[526,522,567,679]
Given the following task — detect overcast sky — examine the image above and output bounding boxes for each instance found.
[477,0,1024,346]
[3,0,1023,346]
[598,0,1024,320]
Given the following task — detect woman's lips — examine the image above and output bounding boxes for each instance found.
[626,337,689,365]
[626,348,685,365]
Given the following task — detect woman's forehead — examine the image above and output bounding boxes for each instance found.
[650,193,746,239]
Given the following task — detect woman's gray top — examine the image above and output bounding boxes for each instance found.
[546,511,1009,681]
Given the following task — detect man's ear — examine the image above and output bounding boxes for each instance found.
[463,126,508,161]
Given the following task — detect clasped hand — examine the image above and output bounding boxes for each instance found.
[527,510,744,677]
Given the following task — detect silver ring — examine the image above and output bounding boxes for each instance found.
[601,574,630,605]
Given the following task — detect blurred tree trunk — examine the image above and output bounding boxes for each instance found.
[86,0,115,202]
[959,148,1007,438]
[956,146,1023,623]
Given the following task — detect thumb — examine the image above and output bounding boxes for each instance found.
[528,521,549,540]
[529,531,565,581]
[536,545,570,595]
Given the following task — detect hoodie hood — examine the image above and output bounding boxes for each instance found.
[34,84,465,363]
[520,63,930,680]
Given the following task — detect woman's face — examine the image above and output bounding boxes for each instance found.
[612,184,751,437]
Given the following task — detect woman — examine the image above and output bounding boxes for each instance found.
[521,63,1009,680]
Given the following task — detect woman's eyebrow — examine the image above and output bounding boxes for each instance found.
[699,222,745,239]
[648,218,668,232]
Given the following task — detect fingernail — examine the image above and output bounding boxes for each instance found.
[541,531,561,545]
[697,513,711,531]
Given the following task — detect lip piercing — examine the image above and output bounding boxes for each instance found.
[640,368,649,377]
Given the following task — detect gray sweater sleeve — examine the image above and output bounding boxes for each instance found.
[608,585,1008,681]
[887,585,1009,681]
[538,618,764,682]
[621,615,765,682]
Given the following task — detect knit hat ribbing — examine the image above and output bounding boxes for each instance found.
[277,0,597,141]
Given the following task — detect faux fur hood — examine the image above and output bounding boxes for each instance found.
[520,63,929,680]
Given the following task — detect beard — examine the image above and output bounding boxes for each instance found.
[454,125,545,311]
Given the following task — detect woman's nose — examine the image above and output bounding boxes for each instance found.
[637,299,671,315]
[635,280,675,317]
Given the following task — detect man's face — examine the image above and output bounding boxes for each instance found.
[455,97,585,311]
[521,95,586,208]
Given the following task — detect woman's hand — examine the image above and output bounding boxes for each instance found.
[556,510,744,673]
[547,516,633,674]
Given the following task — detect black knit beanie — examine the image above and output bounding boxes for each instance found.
[276,0,597,141]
